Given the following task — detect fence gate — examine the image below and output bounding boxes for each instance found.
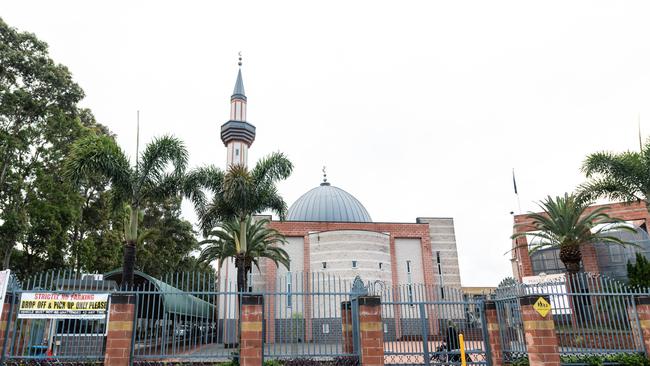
[381,285,490,365]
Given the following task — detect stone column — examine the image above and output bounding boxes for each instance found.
[241,294,264,366]
[520,295,560,366]
[104,294,135,366]
[341,301,354,353]
[630,295,650,355]
[359,296,384,366]
[484,301,503,366]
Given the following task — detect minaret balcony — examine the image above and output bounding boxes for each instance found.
[220,120,256,146]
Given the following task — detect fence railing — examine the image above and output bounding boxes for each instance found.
[493,272,649,362]
[263,272,358,359]
[380,285,489,365]
[2,270,114,361]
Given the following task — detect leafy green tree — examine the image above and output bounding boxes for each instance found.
[581,143,650,213]
[136,197,205,277]
[512,193,634,274]
[185,153,293,292]
[199,217,290,292]
[65,134,188,286]
[0,18,116,272]
[627,253,650,288]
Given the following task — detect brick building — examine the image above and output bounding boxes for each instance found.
[511,200,650,281]
[217,60,463,294]
[212,61,464,344]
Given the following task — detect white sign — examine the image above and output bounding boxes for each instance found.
[18,292,109,319]
[522,273,565,285]
[0,270,10,314]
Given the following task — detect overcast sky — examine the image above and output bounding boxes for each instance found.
[4,1,650,286]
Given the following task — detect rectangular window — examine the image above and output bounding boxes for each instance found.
[407,284,414,305]
[322,323,330,334]
[352,261,358,268]
[322,262,327,269]
[440,287,445,300]
[406,260,412,273]
[379,262,383,270]
[247,271,253,292]
[384,323,388,333]
[436,251,442,275]
[287,273,292,308]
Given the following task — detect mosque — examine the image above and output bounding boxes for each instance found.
[217,60,463,298]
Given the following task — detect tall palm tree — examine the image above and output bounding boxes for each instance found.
[580,144,650,213]
[65,134,188,286]
[199,217,290,292]
[512,193,633,274]
[183,152,292,291]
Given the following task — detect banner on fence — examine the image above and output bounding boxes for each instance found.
[18,292,109,319]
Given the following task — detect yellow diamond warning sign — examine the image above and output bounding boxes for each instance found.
[533,297,551,317]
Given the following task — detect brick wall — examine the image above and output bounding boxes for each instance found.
[241,295,263,366]
[520,295,560,366]
[358,296,384,366]
[484,301,503,366]
[104,295,135,366]
[512,200,650,280]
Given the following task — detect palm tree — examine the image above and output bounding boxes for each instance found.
[65,134,188,286]
[183,152,293,291]
[199,217,290,292]
[580,144,650,213]
[512,193,633,274]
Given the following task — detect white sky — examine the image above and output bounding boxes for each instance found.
[4,1,650,286]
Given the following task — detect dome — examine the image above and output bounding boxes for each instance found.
[287,182,372,222]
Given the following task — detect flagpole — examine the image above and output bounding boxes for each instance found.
[639,113,643,151]
[513,168,522,214]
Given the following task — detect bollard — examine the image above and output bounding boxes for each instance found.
[459,333,466,366]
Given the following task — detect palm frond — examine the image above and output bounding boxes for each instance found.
[137,135,188,198]
[250,152,293,185]
[64,134,133,204]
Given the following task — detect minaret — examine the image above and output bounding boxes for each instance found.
[221,54,256,168]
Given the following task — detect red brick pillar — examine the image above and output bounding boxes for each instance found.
[579,244,600,274]
[520,295,560,366]
[359,296,384,366]
[104,294,135,366]
[241,294,264,366]
[341,301,354,353]
[630,295,650,355]
[0,295,17,360]
[484,301,503,366]
[265,259,277,344]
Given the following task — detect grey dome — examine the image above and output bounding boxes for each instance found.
[287,183,372,222]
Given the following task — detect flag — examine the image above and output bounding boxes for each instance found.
[512,169,518,195]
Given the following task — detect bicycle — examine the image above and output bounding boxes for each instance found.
[429,342,474,364]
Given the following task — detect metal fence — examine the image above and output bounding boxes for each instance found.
[1,270,491,365]
[493,272,649,362]
[262,272,358,360]
[129,272,236,362]
[2,270,113,361]
[380,284,489,365]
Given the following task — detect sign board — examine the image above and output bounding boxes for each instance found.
[533,296,551,317]
[522,273,565,285]
[0,270,11,314]
[18,292,109,319]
